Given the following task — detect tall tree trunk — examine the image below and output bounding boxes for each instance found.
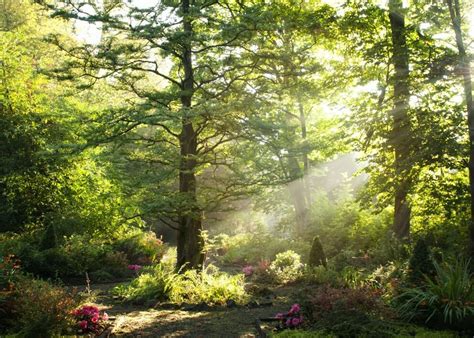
[389,0,411,238]
[298,98,312,207]
[176,0,204,271]
[447,0,474,261]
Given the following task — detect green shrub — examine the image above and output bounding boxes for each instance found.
[114,230,166,265]
[308,236,327,268]
[301,266,341,286]
[7,275,80,337]
[397,258,474,327]
[171,265,248,305]
[408,237,435,286]
[113,263,176,303]
[113,263,248,305]
[215,233,309,265]
[270,250,304,283]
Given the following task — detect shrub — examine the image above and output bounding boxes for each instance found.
[114,230,166,265]
[113,263,248,305]
[171,265,248,305]
[301,266,341,287]
[397,258,474,327]
[308,236,327,268]
[408,237,435,286]
[214,233,309,265]
[113,263,176,303]
[301,286,396,337]
[270,250,304,283]
[11,276,80,337]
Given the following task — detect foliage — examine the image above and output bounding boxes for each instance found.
[214,233,309,265]
[114,230,166,266]
[308,236,327,268]
[397,258,474,327]
[270,251,304,284]
[8,275,80,337]
[408,237,436,286]
[113,263,248,306]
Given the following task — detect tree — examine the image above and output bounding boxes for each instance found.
[446,0,474,261]
[43,0,263,271]
[388,0,412,238]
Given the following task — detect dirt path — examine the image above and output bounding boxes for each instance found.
[87,283,297,337]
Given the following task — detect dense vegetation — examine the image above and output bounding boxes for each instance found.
[1,0,473,336]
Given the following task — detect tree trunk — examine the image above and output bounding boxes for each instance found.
[447,0,474,262]
[298,98,312,208]
[389,0,411,238]
[176,0,204,272]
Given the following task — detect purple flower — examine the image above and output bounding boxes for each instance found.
[291,317,301,326]
[289,303,300,314]
[242,265,254,276]
[275,312,285,319]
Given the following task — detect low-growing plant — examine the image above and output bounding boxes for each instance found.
[113,263,248,305]
[113,263,176,303]
[396,258,474,327]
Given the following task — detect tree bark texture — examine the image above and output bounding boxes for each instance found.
[176,0,205,271]
[389,0,411,238]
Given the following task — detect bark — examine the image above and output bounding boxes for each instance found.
[298,98,312,208]
[447,0,474,261]
[176,0,204,272]
[389,0,411,238]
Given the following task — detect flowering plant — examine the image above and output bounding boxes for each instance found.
[275,303,304,329]
[72,305,108,334]
[242,265,254,277]
[128,264,142,271]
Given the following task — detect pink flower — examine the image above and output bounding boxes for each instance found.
[275,312,285,319]
[289,303,300,314]
[79,320,88,329]
[285,318,292,326]
[291,317,301,326]
[102,312,109,321]
[91,315,99,323]
[242,265,254,276]
[128,264,142,271]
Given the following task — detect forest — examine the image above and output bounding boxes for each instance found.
[0,0,473,337]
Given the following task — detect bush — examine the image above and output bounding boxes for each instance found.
[301,286,399,337]
[407,237,435,286]
[113,263,176,303]
[171,265,248,305]
[397,258,474,328]
[214,233,309,265]
[308,236,327,268]
[114,230,166,265]
[270,250,304,283]
[301,266,342,286]
[113,263,248,305]
[8,275,80,337]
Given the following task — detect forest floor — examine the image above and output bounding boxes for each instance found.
[84,280,296,337]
